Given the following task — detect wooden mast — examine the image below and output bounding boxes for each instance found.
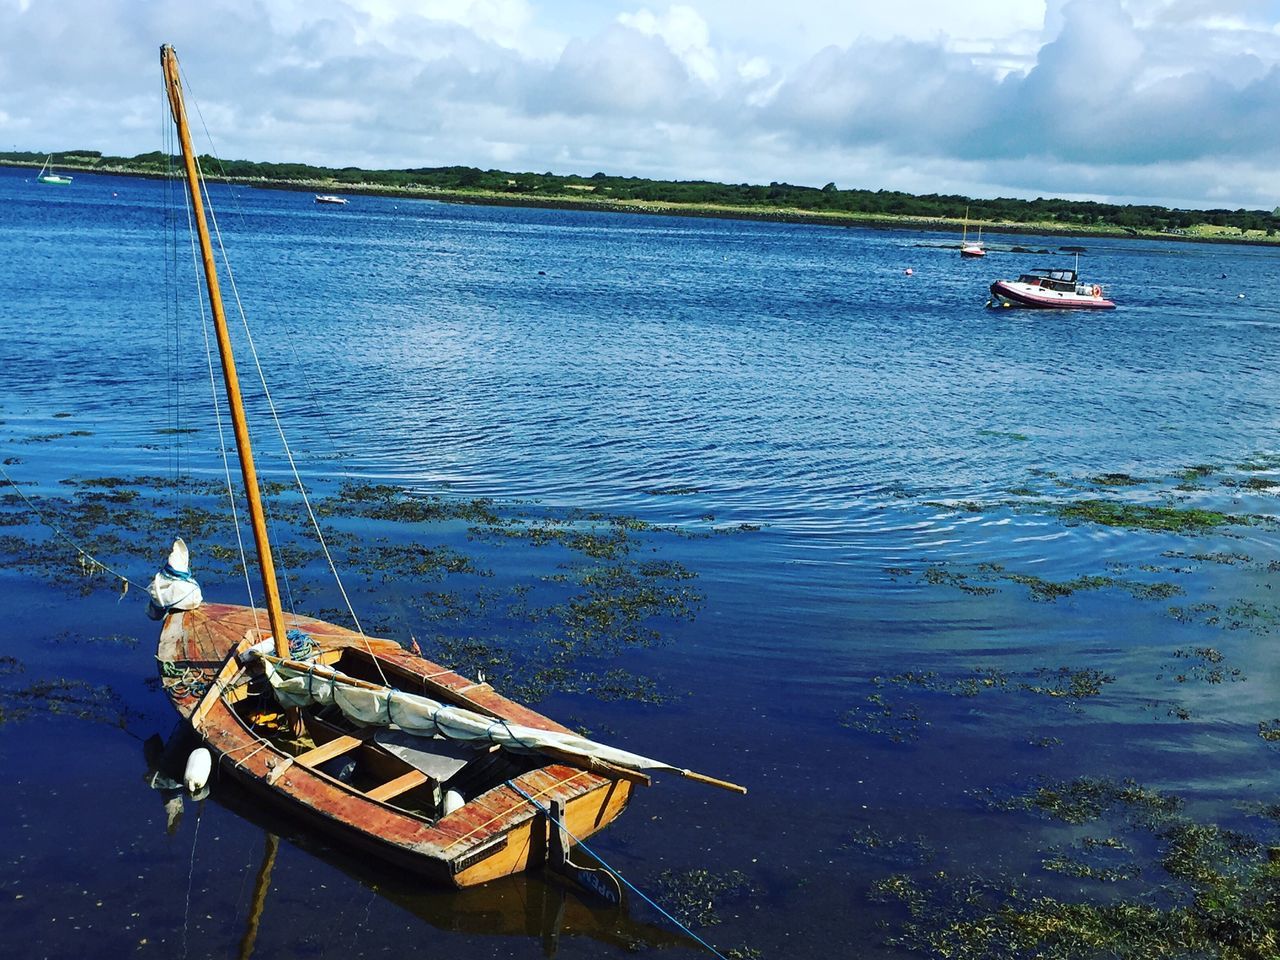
[161,44,290,658]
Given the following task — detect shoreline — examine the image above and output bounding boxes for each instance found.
[5,158,1277,247]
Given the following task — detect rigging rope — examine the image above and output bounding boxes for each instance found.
[194,153,382,678]
[179,168,262,638]
[183,72,387,684]
[162,87,182,508]
[505,780,734,960]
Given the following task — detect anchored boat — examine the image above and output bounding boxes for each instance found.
[154,44,743,889]
[36,155,73,185]
[988,263,1116,310]
[314,194,348,205]
[960,206,985,258]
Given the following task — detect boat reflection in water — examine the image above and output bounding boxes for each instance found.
[144,732,692,958]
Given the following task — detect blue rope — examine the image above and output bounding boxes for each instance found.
[162,562,195,582]
[286,629,317,660]
[505,780,733,960]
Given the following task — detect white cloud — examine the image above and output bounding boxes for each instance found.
[3,0,1280,208]
[618,5,719,84]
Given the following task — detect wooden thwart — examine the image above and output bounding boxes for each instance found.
[366,769,430,803]
[293,732,370,768]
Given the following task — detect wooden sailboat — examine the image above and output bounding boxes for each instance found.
[154,45,741,889]
[36,155,73,185]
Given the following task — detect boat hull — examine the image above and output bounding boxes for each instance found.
[989,280,1115,310]
[158,603,634,887]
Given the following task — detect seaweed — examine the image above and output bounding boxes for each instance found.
[845,825,936,867]
[1222,476,1280,491]
[978,429,1030,442]
[849,666,1113,742]
[0,675,135,728]
[1089,473,1144,487]
[1055,500,1241,533]
[906,562,1181,605]
[992,777,1182,826]
[840,693,922,742]
[650,869,756,928]
[1163,550,1251,566]
[922,566,997,596]
[1159,647,1245,685]
[1021,667,1115,699]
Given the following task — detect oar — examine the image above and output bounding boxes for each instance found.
[679,770,747,794]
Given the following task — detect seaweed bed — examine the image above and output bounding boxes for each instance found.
[871,776,1280,960]
[0,475,728,709]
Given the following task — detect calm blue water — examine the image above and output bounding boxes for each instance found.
[3,164,1280,958]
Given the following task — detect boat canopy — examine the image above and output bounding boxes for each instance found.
[1020,268,1077,283]
[263,659,678,775]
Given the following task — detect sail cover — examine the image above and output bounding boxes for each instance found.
[263,660,677,775]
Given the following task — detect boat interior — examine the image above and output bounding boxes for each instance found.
[221,645,544,823]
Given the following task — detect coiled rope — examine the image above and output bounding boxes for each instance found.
[159,660,213,700]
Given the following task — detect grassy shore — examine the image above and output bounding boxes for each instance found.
[6,157,1277,246]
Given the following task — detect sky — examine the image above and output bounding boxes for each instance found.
[3,0,1280,209]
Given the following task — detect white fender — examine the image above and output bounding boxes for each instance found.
[184,747,212,793]
[442,789,465,815]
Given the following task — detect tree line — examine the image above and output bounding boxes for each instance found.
[6,148,1277,235]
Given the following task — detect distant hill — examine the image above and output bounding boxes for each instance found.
[4,149,1276,240]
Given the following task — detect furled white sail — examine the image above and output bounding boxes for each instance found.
[262,659,677,774]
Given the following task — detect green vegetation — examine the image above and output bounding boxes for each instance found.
[650,869,756,928]
[1055,500,1241,533]
[7,149,1280,240]
[872,778,1280,960]
[842,666,1116,742]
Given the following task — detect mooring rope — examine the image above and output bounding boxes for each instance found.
[181,800,203,960]
[0,464,149,596]
[505,780,734,960]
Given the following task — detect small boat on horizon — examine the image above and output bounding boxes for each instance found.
[315,194,349,205]
[960,206,985,258]
[988,262,1116,310]
[36,155,73,185]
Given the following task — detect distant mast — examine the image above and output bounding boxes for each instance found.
[160,44,290,657]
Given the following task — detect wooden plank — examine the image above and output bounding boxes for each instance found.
[366,769,430,803]
[293,732,369,768]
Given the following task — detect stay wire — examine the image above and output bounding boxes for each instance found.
[175,73,352,476]
[178,164,262,632]
[190,153,322,646]
[183,70,385,684]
